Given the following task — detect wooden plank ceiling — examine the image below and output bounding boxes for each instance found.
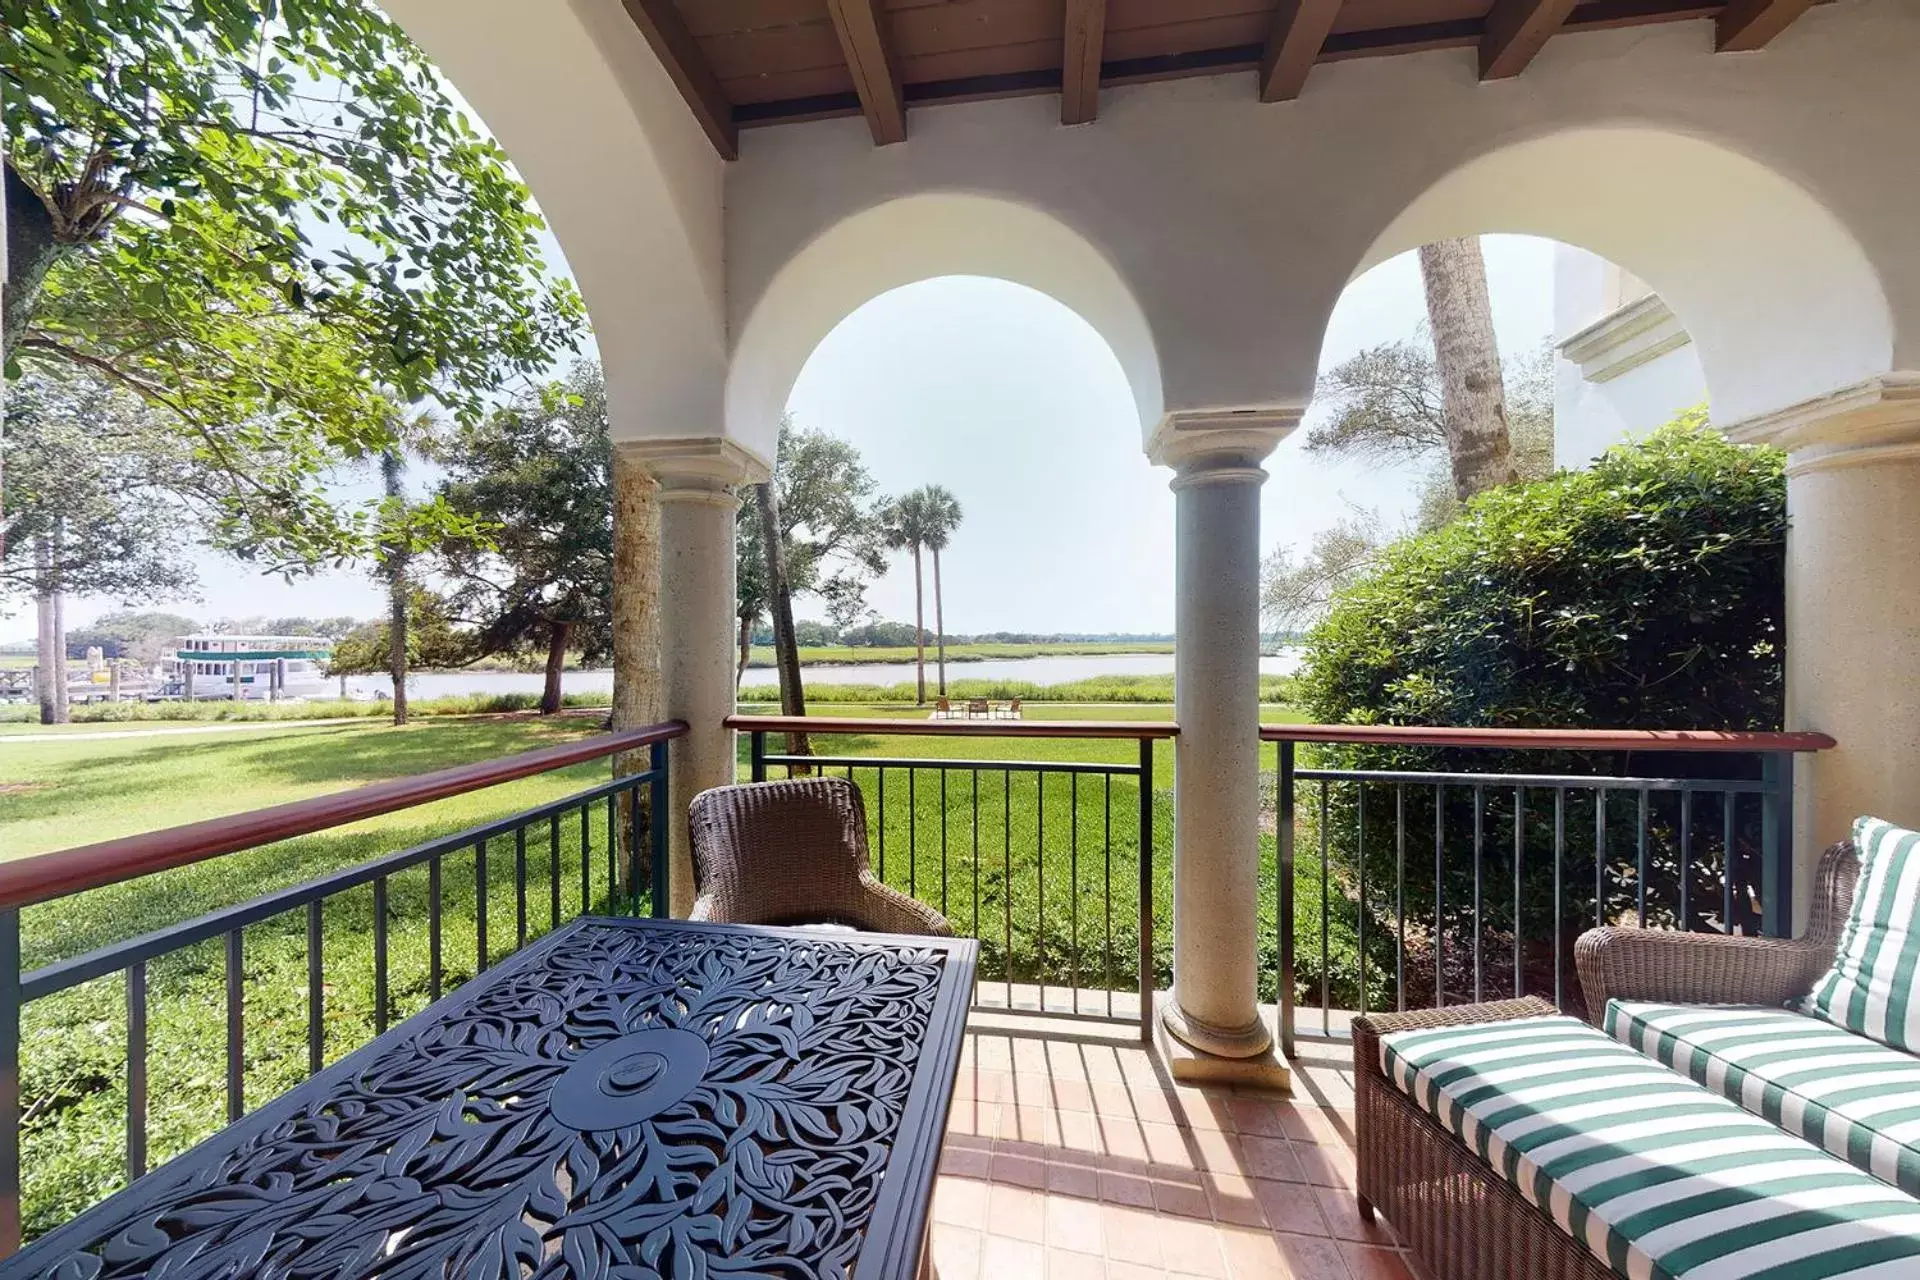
[624,0,1829,158]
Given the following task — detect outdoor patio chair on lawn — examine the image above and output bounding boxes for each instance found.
[687,777,954,936]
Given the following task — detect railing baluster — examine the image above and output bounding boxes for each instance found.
[1723,790,1737,934]
[1277,741,1296,1057]
[126,961,147,1180]
[515,825,528,948]
[877,767,887,882]
[1137,737,1154,1043]
[476,838,490,974]
[1553,788,1566,1011]
[581,801,592,915]
[0,906,21,1257]
[1395,784,1406,1013]
[1104,771,1115,1022]
[1356,782,1367,1016]
[940,770,949,919]
[373,875,390,1035]
[1037,770,1046,1013]
[1680,789,1694,931]
[627,784,644,916]
[429,852,443,1001]
[1596,788,1608,929]
[224,928,244,1122]
[1070,772,1081,1012]
[307,900,324,1074]
[972,769,982,940]
[1513,786,1525,1001]
[1473,786,1485,1005]
[1636,788,1651,928]
[1433,783,1444,1010]
[1761,751,1792,937]
[650,740,670,919]
[606,794,617,908]
[550,812,562,930]
[1004,769,1013,1014]
[908,769,917,899]
[1319,780,1330,1038]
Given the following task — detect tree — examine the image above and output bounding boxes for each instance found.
[66,611,202,662]
[1419,237,1515,501]
[882,495,934,706]
[434,363,613,714]
[378,450,411,726]
[914,486,963,696]
[1259,513,1382,636]
[733,421,888,698]
[2,365,197,606]
[3,0,584,564]
[326,588,473,678]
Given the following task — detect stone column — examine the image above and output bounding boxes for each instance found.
[1730,374,1920,921]
[1147,411,1295,1084]
[624,438,770,916]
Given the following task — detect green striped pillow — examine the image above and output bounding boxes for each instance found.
[1803,817,1920,1051]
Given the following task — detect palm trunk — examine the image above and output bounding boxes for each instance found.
[933,545,949,696]
[737,613,753,689]
[540,620,571,715]
[381,451,409,727]
[911,543,926,706]
[34,540,56,726]
[52,574,68,723]
[1419,236,1514,501]
[756,482,810,762]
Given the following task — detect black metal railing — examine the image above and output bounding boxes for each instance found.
[730,715,1176,1040]
[1265,724,1836,1056]
[0,723,684,1253]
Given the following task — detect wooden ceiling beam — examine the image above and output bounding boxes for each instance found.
[1062,0,1108,125]
[1259,0,1343,102]
[1479,0,1581,80]
[827,0,907,145]
[619,0,737,160]
[1716,0,1818,51]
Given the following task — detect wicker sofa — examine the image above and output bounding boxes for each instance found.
[1349,840,1920,1280]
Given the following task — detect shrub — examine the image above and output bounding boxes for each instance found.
[1296,418,1788,1004]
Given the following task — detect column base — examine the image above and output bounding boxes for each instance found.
[1155,996,1291,1090]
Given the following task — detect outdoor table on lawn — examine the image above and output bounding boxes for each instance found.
[5,917,978,1280]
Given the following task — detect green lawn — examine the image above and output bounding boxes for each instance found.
[0,701,1347,1241]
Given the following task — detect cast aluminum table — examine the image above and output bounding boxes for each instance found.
[7,917,978,1280]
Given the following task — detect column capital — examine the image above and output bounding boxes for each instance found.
[1724,372,1920,477]
[617,436,772,494]
[1146,407,1300,475]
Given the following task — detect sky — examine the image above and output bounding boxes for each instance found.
[27,235,1559,641]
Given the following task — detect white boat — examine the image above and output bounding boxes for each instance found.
[169,635,334,701]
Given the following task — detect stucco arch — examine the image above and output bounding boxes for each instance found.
[726,193,1164,461]
[380,0,728,442]
[1345,127,1894,429]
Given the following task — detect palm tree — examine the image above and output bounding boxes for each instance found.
[916,487,963,696]
[882,492,932,705]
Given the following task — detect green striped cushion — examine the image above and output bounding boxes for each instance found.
[1608,1000,1920,1196]
[1804,818,1920,1051]
[1381,1014,1920,1279]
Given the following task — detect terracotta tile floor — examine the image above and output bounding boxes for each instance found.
[928,1020,1422,1280]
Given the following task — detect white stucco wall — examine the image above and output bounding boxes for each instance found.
[1553,244,1711,469]
[725,0,1917,462]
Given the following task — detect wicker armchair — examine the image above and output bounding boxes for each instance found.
[686,778,954,936]
[1574,839,1859,1018]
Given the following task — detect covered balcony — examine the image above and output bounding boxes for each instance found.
[4,1,1919,1277]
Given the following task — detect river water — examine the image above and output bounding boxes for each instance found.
[340,650,1304,701]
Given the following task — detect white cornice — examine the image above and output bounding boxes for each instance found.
[616,436,772,488]
[1556,293,1691,383]
[1146,407,1301,472]
[1724,372,1920,476]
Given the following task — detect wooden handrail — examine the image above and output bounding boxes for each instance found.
[0,722,688,911]
[1258,724,1836,752]
[725,714,1179,740]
